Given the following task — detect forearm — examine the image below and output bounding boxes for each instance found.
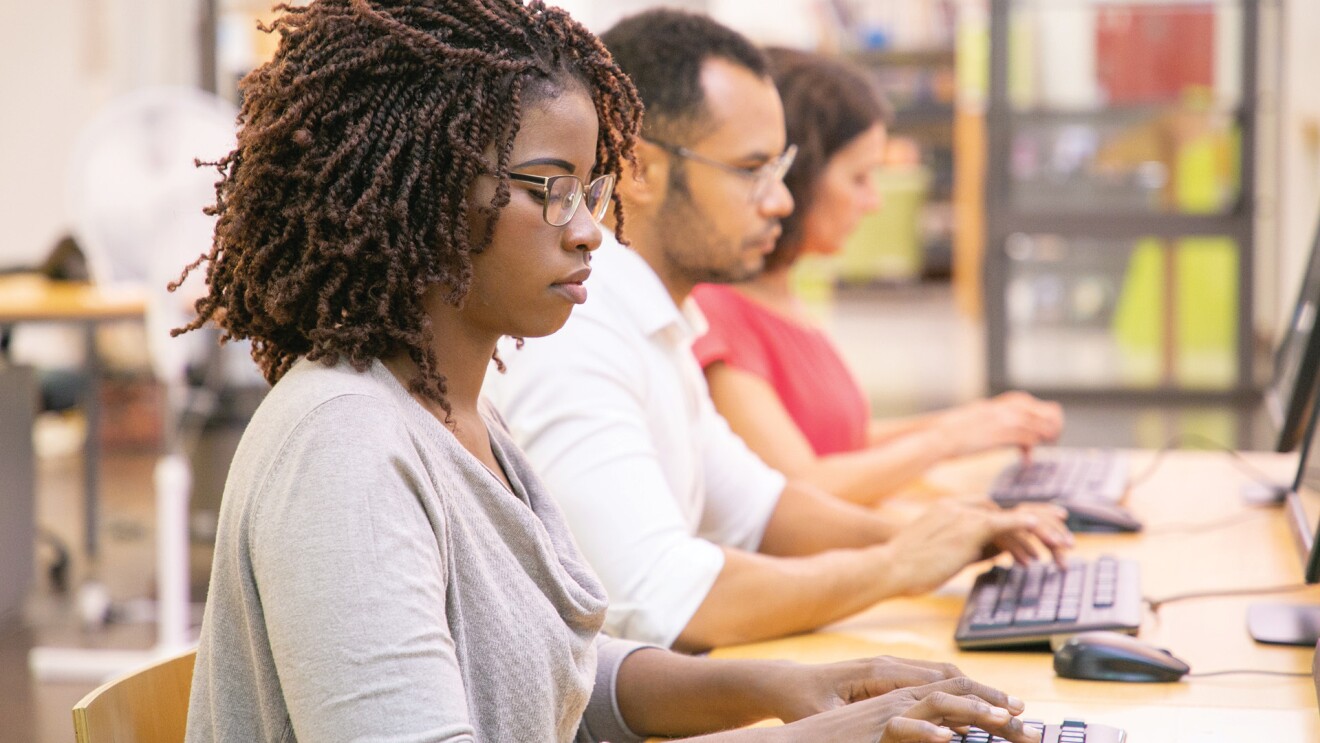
[615,648,800,737]
[798,427,957,506]
[758,480,901,556]
[866,411,943,445]
[676,544,908,651]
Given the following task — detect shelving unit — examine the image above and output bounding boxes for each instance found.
[983,0,1262,400]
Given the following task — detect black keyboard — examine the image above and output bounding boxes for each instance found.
[990,449,1129,506]
[955,557,1143,649]
[953,719,1126,743]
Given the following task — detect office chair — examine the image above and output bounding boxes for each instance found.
[71,648,196,743]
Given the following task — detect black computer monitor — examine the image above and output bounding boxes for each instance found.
[1265,207,1320,452]
[1248,393,1320,645]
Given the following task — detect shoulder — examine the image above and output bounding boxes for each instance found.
[691,284,753,340]
[499,296,649,384]
[249,359,403,445]
[691,285,772,337]
[692,286,776,371]
[218,360,451,567]
[230,360,432,507]
[691,283,742,316]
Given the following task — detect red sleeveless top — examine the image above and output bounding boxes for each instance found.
[691,284,868,456]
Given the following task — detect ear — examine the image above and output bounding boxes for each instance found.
[615,140,671,209]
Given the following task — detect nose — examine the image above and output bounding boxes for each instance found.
[561,199,604,253]
[759,178,794,219]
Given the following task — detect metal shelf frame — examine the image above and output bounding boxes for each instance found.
[983,0,1262,400]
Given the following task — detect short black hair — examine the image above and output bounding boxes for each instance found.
[600,8,768,143]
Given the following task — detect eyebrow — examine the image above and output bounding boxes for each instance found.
[511,157,578,173]
[729,149,777,167]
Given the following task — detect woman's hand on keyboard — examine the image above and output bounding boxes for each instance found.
[775,676,1041,743]
[883,502,1071,595]
[933,391,1064,459]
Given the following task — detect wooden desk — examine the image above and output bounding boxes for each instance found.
[0,274,146,556]
[712,450,1319,741]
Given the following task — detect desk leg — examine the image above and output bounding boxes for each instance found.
[83,322,99,558]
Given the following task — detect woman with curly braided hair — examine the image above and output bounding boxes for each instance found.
[182,3,1044,742]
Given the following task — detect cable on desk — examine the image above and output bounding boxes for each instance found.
[1125,432,1288,492]
[1141,508,1271,536]
[1124,438,1177,489]
[1177,431,1292,488]
[1187,669,1312,679]
[1143,583,1311,614]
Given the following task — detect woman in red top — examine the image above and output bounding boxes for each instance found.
[692,48,1063,505]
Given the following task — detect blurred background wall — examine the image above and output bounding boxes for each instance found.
[3,0,1320,330]
[0,0,202,270]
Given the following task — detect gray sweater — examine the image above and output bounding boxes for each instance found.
[186,358,648,742]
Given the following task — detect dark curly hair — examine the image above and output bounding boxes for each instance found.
[765,47,891,272]
[599,8,767,144]
[173,0,641,419]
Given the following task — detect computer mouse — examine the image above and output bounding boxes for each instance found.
[1062,499,1143,533]
[1054,630,1189,682]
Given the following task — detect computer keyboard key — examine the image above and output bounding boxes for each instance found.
[949,720,1126,743]
[1058,602,1081,622]
[990,450,1129,508]
[1021,565,1046,604]
[955,556,1142,649]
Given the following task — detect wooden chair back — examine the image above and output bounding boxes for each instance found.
[71,649,196,743]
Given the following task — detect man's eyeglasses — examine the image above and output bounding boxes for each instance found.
[508,172,616,227]
[649,141,797,202]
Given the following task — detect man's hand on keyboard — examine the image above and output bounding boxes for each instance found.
[987,502,1073,569]
[777,676,1042,743]
[885,502,1072,595]
[933,391,1064,460]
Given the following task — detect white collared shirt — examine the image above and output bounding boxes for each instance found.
[485,233,785,647]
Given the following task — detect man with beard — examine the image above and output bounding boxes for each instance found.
[486,8,1071,652]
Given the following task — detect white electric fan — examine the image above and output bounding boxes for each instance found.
[29,86,238,681]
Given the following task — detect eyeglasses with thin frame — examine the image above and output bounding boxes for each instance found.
[508,172,616,227]
[648,141,798,203]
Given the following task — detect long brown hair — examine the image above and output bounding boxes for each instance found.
[766,47,891,271]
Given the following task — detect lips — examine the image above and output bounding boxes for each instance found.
[749,236,779,255]
[747,225,782,254]
[552,266,591,304]
[557,267,591,285]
